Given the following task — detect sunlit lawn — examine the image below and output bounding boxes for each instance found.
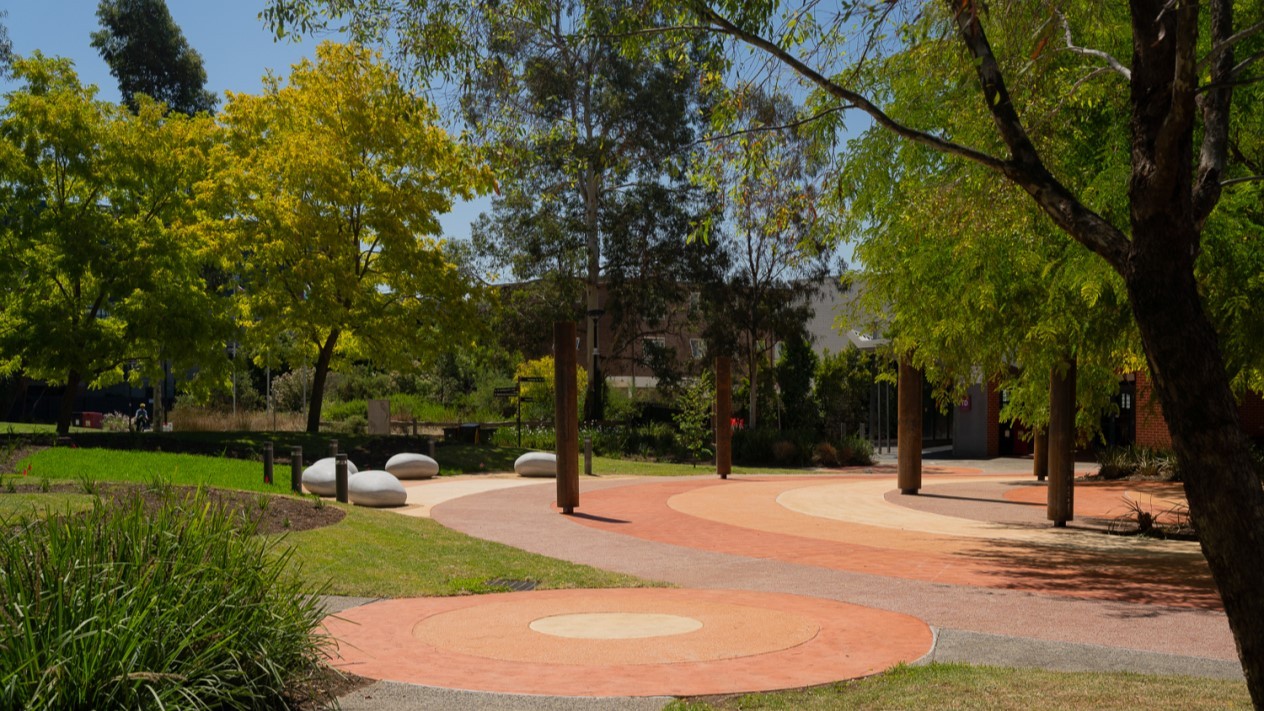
[669,663,1250,710]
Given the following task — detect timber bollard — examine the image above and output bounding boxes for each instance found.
[335,453,349,504]
[291,446,303,493]
[263,442,273,485]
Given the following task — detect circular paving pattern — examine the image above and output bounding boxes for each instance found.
[529,612,704,639]
[322,588,933,696]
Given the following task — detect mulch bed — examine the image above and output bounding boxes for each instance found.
[0,479,346,534]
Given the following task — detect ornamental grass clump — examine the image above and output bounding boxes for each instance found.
[0,489,330,709]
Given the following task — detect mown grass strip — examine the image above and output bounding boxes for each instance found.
[277,503,658,598]
[16,448,290,494]
[667,663,1250,710]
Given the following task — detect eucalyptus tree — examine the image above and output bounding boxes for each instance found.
[266,0,721,422]
[91,0,217,115]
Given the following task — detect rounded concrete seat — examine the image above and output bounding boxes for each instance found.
[385,452,439,480]
[348,470,407,507]
[302,457,360,496]
[515,451,557,478]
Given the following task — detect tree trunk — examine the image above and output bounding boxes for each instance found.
[897,356,922,494]
[748,350,759,430]
[1126,247,1264,707]
[56,369,81,436]
[1047,359,1076,526]
[306,330,340,434]
[583,172,604,423]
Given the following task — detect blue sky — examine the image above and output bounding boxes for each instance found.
[1,0,490,241]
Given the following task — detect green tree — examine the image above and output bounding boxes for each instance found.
[213,42,494,433]
[0,53,230,434]
[702,86,838,428]
[774,331,818,431]
[268,0,722,423]
[814,348,876,441]
[0,11,13,73]
[91,0,217,115]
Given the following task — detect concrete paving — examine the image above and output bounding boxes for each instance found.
[321,457,1243,707]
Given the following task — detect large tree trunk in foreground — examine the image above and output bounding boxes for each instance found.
[305,330,340,434]
[1127,244,1264,707]
[56,369,82,436]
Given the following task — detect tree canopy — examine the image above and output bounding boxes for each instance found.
[0,53,230,434]
[91,0,217,115]
[212,42,494,432]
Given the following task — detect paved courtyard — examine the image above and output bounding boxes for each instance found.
[324,458,1241,708]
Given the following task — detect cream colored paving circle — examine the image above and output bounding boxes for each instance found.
[774,478,1197,552]
[410,596,820,665]
[666,476,1197,554]
[529,612,703,639]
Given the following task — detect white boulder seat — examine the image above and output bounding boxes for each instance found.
[348,470,408,507]
[385,452,439,480]
[301,457,360,497]
[515,451,557,478]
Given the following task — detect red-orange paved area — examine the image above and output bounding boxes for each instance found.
[321,588,932,697]
[1003,479,1189,524]
[567,474,1219,609]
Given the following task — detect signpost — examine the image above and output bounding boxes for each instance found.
[496,377,546,447]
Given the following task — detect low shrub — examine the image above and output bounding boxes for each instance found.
[0,489,330,709]
[1096,445,1179,481]
[101,411,132,432]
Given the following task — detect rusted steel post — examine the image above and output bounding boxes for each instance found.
[715,356,732,479]
[263,442,274,485]
[335,453,349,504]
[1048,360,1077,526]
[290,446,303,493]
[555,322,580,514]
[1033,428,1049,481]
[897,356,923,494]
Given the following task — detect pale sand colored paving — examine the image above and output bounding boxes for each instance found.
[394,476,545,517]
[669,475,1200,556]
[529,612,703,639]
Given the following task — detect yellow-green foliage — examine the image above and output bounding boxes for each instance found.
[514,355,588,423]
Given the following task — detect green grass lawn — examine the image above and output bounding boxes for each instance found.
[14,447,296,494]
[668,663,1250,710]
[279,504,654,598]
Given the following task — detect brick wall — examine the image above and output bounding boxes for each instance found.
[1134,371,1173,448]
[1239,389,1264,440]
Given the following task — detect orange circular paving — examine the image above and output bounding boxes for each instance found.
[322,588,933,696]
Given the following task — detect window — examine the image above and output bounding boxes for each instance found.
[689,338,705,359]
[688,291,701,313]
[1120,393,1133,410]
[643,336,666,351]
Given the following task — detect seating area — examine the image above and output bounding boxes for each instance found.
[303,452,439,507]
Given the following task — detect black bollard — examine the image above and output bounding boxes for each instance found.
[335,453,349,504]
[329,439,339,457]
[263,442,274,485]
[291,446,303,493]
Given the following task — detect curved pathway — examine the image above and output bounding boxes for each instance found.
[330,462,1242,706]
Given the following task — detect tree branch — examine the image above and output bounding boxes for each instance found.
[1056,9,1132,80]
[1220,175,1264,187]
[1192,0,1236,229]
[1198,18,1264,71]
[690,3,1009,173]
[692,105,850,147]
